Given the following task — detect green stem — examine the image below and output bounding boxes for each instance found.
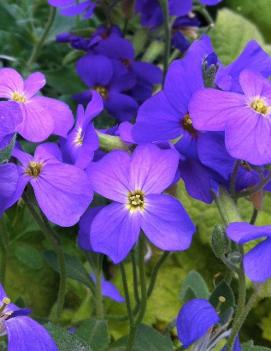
[159,0,170,85]
[0,220,8,284]
[136,236,147,324]
[250,208,258,225]
[95,259,104,319]
[229,160,240,200]
[27,6,56,67]
[227,288,259,351]
[120,263,135,351]
[147,251,169,298]
[131,250,140,306]
[23,193,66,320]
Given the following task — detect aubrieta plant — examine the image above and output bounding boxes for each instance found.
[1,0,271,350]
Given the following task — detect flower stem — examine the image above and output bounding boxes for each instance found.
[95,256,104,319]
[229,160,241,200]
[0,219,8,284]
[136,235,147,325]
[131,250,140,306]
[120,262,135,351]
[227,288,259,350]
[23,193,66,321]
[159,0,171,85]
[27,6,56,68]
[147,251,169,298]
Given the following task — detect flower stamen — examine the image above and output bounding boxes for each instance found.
[127,190,145,212]
[250,98,269,115]
[11,91,27,103]
[25,161,43,178]
[94,86,108,99]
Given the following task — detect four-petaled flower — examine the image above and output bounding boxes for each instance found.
[86,143,195,263]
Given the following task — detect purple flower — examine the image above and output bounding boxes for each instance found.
[227,222,271,282]
[86,143,195,263]
[135,0,163,28]
[48,0,95,19]
[0,163,19,216]
[60,91,103,169]
[75,54,138,121]
[90,273,124,303]
[0,284,58,351]
[177,298,220,348]
[172,15,201,53]
[0,102,22,149]
[12,144,93,227]
[177,298,241,350]
[216,40,271,93]
[0,68,73,142]
[132,35,213,145]
[190,70,271,166]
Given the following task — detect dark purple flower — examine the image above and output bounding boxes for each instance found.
[87,144,195,263]
[135,0,163,28]
[60,91,103,169]
[190,70,271,165]
[0,102,22,149]
[75,54,138,121]
[48,0,95,19]
[90,273,124,303]
[0,163,19,216]
[177,298,220,348]
[132,35,213,145]
[0,284,58,351]
[12,144,93,227]
[227,222,271,282]
[172,15,201,53]
[177,298,241,350]
[0,68,73,142]
[216,40,271,93]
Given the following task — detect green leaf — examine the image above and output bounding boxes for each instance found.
[46,322,92,351]
[209,280,235,314]
[76,319,110,351]
[225,0,271,43]
[210,8,267,65]
[14,243,44,270]
[133,324,173,351]
[242,341,271,351]
[44,250,92,289]
[180,271,210,302]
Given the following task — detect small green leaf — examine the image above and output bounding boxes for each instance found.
[242,341,271,351]
[76,319,110,351]
[133,324,173,351]
[46,322,92,351]
[180,271,210,302]
[44,250,92,289]
[209,280,235,314]
[211,9,267,65]
[14,243,44,270]
[211,224,229,258]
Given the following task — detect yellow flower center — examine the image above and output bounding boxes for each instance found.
[250,98,269,115]
[74,128,84,146]
[11,91,27,103]
[94,86,108,99]
[127,190,145,213]
[25,161,43,178]
[181,114,197,137]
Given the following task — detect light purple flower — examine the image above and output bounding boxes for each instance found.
[60,91,103,169]
[0,101,22,149]
[48,0,95,19]
[0,284,58,351]
[170,0,223,17]
[190,70,271,165]
[90,273,124,303]
[0,163,19,216]
[0,68,73,142]
[87,144,195,263]
[227,222,271,282]
[12,144,93,227]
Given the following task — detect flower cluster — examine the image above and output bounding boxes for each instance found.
[1,0,271,349]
